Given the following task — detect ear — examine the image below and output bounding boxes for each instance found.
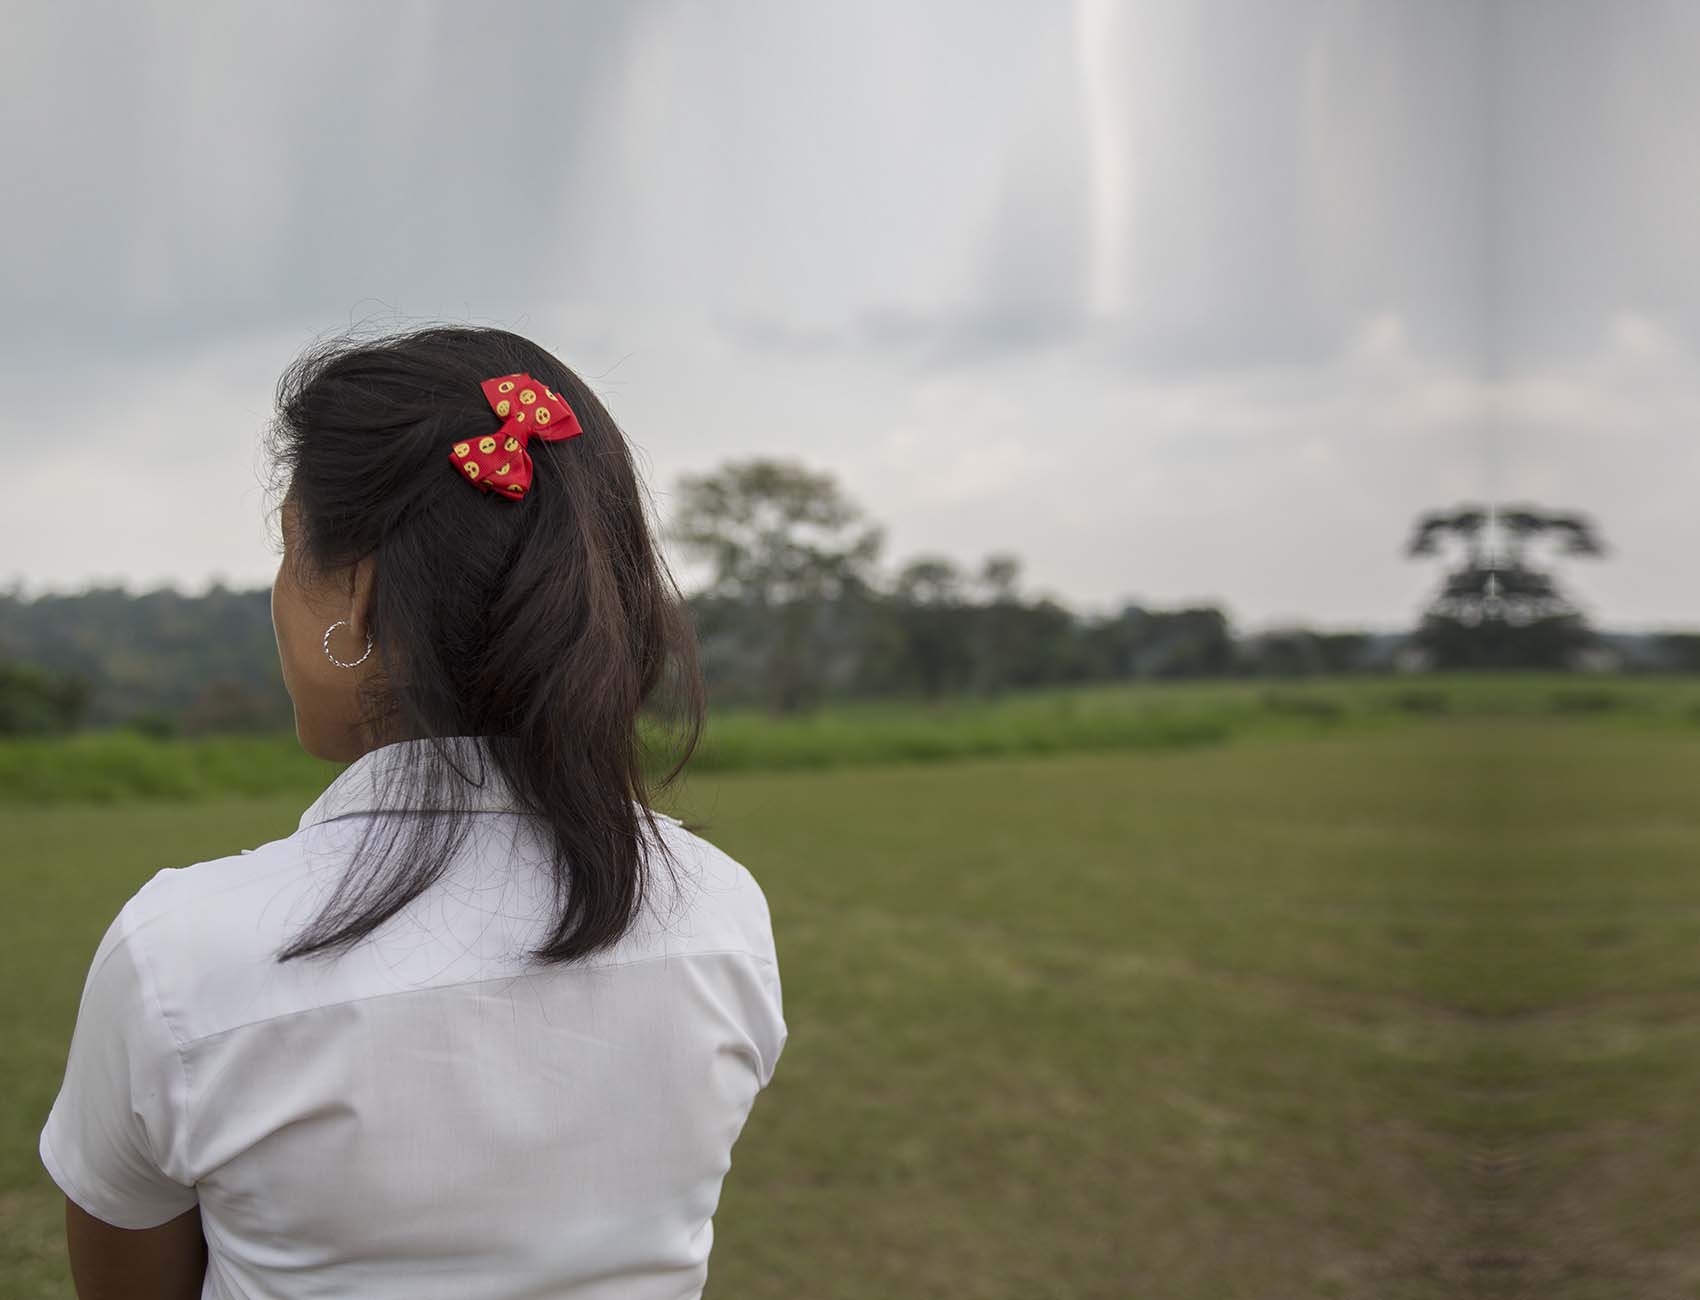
[346,553,378,639]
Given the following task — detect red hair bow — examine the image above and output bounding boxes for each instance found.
[449,372,584,499]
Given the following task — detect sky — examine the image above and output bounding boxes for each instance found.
[2,0,1696,633]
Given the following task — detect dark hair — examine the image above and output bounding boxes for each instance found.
[263,325,705,967]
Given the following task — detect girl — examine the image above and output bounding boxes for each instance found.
[38,326,787,1299]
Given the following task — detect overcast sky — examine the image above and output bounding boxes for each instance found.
[3,0,1696,632]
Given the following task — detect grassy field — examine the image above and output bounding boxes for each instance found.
[6,671,1700,804]
[3,704,1700,1296]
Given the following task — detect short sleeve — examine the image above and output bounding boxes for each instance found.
[754,956,788,1089]
[38,905,199,1229]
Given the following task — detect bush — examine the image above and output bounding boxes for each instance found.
[1548,689,1621,714]
[0,660,91,736]
[1258,688,1347,723]
[1390,689,1450,715]
[125,711,181,739]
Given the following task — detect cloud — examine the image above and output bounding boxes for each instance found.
[1,1,1696,632]
[0,0,1487,382]
[6,305,1697,634]
[1,329,297,595]
[1489,313,1700,629]
[721,301,1088,371]
[807,312,1699,631]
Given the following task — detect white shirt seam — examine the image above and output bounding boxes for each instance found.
[117,904,197,1190]
[171,946,778,1051]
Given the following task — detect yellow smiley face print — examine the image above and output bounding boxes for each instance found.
[479,436,497,454]
[535,407,551,426]
[453,442,470,457]
[496,399,510,417]
[507,482,523,493]
[498,380,515,393]
[519,388,536,405]
[504,436,520,451]
[464,461,480,479]
[497,462,511,476]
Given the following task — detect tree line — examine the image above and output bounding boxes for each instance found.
[0,461,1678,736]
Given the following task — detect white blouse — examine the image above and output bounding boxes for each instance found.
[39,737,787,1300]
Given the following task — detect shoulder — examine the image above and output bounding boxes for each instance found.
[119,828,320,951]
[110,827,343,1044]
[634,811,778,966]
[105,809,781,1045]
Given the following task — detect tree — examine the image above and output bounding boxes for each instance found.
[182,679,283,735]
[891,556,976,699]
[1405,502,1605,669]
[963,553,1027,693]
[0,656,91,735]
[670,459,884,714]
[976,554,1022,605]
[0,583,290,728]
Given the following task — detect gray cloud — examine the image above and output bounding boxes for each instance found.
[0,0,1694,630]
[1488,0,1700,363]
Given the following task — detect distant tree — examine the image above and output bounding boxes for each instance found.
[1145,608,1237,677]
[671,459,884,714]
[125,711,181,739]
[0,657,91,735]
[1243,629,1328,677]
[964,554,1027,693]
[1313,632,1372,674]
[0,583,289,728]
[992,597,1098,686]
[1080,604,1151,679]
[182,679,283,735]
[1237,629,1373,677]
[891,556,976,699]
[1406,503,1604,670]
[976,554,1022,604]
[1656,633,1700,673]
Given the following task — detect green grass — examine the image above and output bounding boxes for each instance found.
[8,672,1700,804]
[0,730,338,803]
[8,708,1699,1296]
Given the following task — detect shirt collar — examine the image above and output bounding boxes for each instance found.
[297,735,518,832]
[297,735,686,834]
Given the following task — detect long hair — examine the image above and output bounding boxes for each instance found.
[263,325,705,967]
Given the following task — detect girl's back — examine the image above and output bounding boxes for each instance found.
[43,738,785,1299]
[38,326,787,1296]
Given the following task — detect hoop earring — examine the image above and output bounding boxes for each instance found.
[322,619,374,669]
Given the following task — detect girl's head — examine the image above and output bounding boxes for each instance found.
[264,324,704,966]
